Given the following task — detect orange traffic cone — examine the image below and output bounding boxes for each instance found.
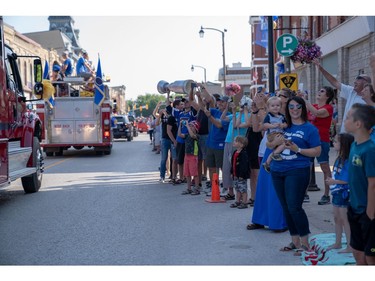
[205,173,226,203]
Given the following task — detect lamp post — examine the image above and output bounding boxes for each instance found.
[199,26,227,90]
[191,65,207,83]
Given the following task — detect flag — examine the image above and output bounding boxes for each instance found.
[94,56,105,106]
[43,60,50,79]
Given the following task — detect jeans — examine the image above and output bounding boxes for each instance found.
[271,167,311,237]
[160,138,173,179]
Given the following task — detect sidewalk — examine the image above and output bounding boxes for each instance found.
[301,147,337,235]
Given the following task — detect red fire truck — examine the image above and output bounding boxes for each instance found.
[0,16,44,193]
[37,79,113,156]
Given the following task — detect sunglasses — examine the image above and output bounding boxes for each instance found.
[278,94,288,98]
[319,89,326,93]
[288,104,303,110]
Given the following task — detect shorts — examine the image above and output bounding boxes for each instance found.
[170,143,177,160]
[233,178,247,193]
[316,141,330,164]
[154,131,161,146]
[206,147,224,169]
[198,134,208,160]
[176,142,185,165]
[246,128,262,169]
[77,72,93,81]
[347,206,375,256]
[183,154,198,177]
[332,189,349,208]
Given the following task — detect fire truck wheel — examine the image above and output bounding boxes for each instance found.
[21,137,43,193]
[104,146,112,155]
[55,149,63,156]
[45,151,54,157]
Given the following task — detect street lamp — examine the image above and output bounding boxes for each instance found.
[191,65,207,83]
[199,26,227,90]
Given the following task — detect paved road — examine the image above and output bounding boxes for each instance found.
[0,133,337,269]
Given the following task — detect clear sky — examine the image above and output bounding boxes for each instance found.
[3,15,252,100]
[3,1,355,102]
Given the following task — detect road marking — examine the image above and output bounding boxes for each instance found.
[44,157,73,170]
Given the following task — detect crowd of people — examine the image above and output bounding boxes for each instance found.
[147,55,375,265]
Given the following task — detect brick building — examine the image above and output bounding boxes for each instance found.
[249,16,375,129]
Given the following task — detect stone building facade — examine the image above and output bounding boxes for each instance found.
[3,22,59,98]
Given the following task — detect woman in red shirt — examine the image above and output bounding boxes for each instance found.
[304,86,335,205]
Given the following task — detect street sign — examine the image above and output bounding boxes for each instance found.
[279,73,298,91]
[276,34,298,57]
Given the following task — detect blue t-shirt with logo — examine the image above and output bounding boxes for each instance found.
[348,139,375,214]
[206,108,230,150]
[271,122,321,172]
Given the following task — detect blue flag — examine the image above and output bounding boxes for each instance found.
[94,56,105,106]
[43,60,50,79]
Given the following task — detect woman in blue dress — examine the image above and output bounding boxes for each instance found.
[246,88,293,231]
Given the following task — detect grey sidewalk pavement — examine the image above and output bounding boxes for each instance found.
[301,147,338,235]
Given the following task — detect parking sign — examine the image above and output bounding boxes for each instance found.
[276,34,298,57]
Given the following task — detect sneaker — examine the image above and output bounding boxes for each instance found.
[318,195,330,205]
[271,154,283,161]
[303,194,310,203]
[191,189,201,195]
[223,193,235,200]
[158,178,165,183]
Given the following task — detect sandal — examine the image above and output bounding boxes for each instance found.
[230,202,241,208]
[223,194,235,200]
[181,189,192,195]
[248,198,255,206]
[237,203,248,209]
[173,179,183,185]
[280,242,298,252]
[293,245,311,256]
[246,223,265,230]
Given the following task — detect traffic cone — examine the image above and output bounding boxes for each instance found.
[205,173,226,203]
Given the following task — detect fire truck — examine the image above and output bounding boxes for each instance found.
[0,16,44,193]
[37,79,113,156]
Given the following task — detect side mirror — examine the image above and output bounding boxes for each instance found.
[34,59,42,83]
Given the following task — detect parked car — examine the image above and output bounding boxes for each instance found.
[128,115,138,137]
[137,119,149,133]
[112,115,134,141]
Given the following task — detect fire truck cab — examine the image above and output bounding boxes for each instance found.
[0,16,44,193]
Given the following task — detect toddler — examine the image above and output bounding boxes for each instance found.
[262,96,287,172]
[229,136,250,209]
[179,120,200,195]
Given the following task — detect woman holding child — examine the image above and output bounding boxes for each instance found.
[270,96,321,253]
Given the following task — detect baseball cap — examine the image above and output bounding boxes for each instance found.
[213,93,221,101]
[217,96,230,102]
[189,121,200,132]
[356,74,371,83]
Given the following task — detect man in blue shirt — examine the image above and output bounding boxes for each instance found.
[76,50,95,82]
[61,51,73,77]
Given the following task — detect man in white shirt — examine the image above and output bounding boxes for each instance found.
[314,60,370,133]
